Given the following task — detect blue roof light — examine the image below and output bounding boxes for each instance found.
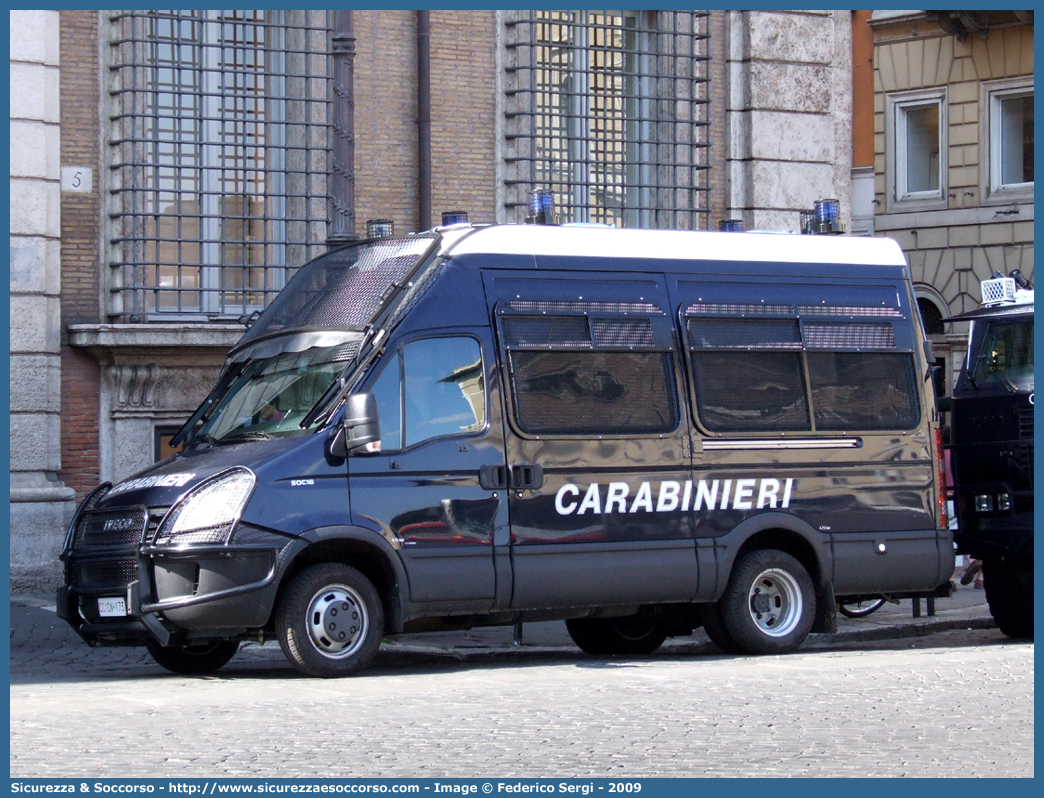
[441,211,468,226]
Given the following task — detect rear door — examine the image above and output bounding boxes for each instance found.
[484,270,698,610]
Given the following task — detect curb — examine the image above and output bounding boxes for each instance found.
[809,614,997,646]
[371,612,998,663]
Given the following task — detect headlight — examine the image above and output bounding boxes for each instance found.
[154,468,256,546]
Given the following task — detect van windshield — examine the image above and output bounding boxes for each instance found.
[196,339,362,443]
[963,317,1034,392]
[176,234,441,447]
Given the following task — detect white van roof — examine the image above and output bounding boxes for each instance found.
[440,224,908,267]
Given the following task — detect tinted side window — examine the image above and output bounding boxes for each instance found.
[368,337,485,451]
[691,351,810,432]
[687,317,810,433]
[684,298,920,433]
[510,350,678,435]
[808,352,920,430]
[370,353,403,450]
[403,337,486,447]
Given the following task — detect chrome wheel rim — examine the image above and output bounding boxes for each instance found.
[305,583,368,659]
[746,568,802,638]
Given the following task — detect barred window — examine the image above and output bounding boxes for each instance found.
[109,10,332,320]
[503,10,711,230]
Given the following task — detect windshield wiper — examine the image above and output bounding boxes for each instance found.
[217,430,272,444]
[190,432,220,448]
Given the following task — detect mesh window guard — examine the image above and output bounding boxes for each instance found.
[502,314,661,349]
[109,10,332,321]
[502,316,593,349]
[803,322,897,351]
[235,236,437,348]
[503,10,711,230]
[687,318,803,350]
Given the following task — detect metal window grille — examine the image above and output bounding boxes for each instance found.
[109,10,332,321]
[503,9,711,230]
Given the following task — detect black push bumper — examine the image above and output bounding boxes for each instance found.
[60,535,305,648]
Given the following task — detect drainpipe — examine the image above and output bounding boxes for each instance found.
[328,10,359,247]
[417,10,432,231]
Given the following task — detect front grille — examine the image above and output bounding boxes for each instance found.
[75,508,149,547]
[72,559,139,590]
[68,507,167,593]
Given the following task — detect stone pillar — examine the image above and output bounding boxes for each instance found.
[726,10,853,232]
[10,9,76,592]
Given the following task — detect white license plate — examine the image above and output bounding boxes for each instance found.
[97,597,127,617]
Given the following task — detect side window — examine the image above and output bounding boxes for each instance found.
[403,337,486,448]
[807,352,919,431]
[370,353,403,451]
[368,336,485,451]
[510,350,678,435]
[687,317,810,433]
[499,305,679,437]
[684,300,921,434]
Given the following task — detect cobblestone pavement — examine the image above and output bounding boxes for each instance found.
[9,586,1033,779]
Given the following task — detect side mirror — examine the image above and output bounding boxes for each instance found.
[327,393,381,458]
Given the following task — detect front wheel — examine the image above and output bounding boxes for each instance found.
[720,549,816,655]
[145,639,239,675]
[982,559,1033,639]
[276,563,384,677]
[566,608,668,656]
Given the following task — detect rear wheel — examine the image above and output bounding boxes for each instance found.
[982,559,1033,639]
[145,639,239,675]
[566,608,668,656]
[276,563,384,677]
[720,549,815,655]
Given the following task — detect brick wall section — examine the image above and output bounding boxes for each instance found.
[354,11,420,233]
[354,10,497,232]
[57,348,101,496]
[59,10,102,498]
[59,10,102,326]
[429,10,497,225]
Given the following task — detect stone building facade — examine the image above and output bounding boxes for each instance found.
[865,10,1034,388]
[9,9,857,590]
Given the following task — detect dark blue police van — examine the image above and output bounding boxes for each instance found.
[58,224,953,676]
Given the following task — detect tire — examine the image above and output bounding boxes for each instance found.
[566,608,668,656]
[720,549,816,655]
[982,559,1033,639]
[145,639,239,675]
[700,602,743,654]
[276,563,384,677]
[838,597,887,618]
